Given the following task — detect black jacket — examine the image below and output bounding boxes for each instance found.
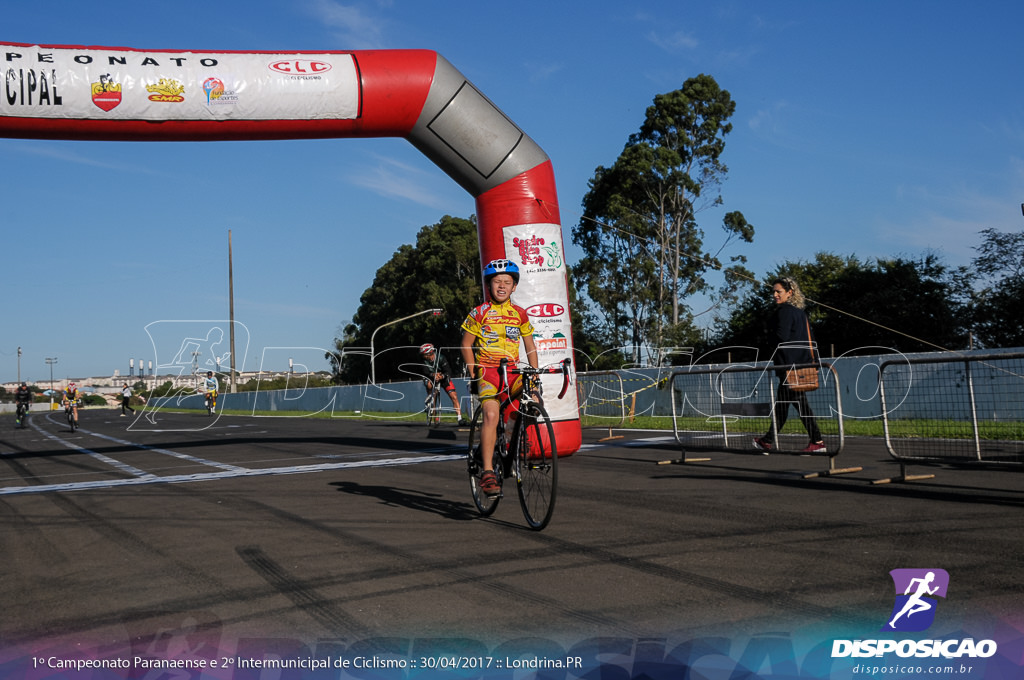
[771,303,816,366]
[422,352,454,378]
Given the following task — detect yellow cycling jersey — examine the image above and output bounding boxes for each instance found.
[461,299,535,367]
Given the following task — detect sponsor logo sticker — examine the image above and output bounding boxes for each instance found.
[526,303,565,318]
[146,78,185,103]
[269,60,332,75]
[202,77,225,103]
[90,74,122,111]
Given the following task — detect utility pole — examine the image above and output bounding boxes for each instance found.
[45,357,58,408]
[229,229,237,393]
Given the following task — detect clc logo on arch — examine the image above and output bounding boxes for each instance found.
[882,568,950,632]
[269,60,332,74]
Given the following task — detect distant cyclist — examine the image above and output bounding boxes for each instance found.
[419,343,466,425]
[14,382,31,426]
[202,371,219,414]
[62,382,80,427]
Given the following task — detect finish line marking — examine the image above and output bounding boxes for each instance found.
[0,414,463,496]
[0,453,463,496]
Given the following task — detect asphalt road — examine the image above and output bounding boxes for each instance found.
[2,407,1022,676]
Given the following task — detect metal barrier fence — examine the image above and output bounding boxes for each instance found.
[879,351,1024,481]
[576,371,626,440]
[666,361,858,478]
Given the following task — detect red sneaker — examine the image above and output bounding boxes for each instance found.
[802,441,827,453]
[753,437,773,454]
[480,470,501,497]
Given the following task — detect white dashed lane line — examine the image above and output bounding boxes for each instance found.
[1,414,464,496]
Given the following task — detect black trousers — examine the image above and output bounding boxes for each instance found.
[769,380,822,442]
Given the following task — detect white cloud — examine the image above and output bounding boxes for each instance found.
[305,0,386,49]
[346,154,457,211]
[876,182,1023,264]
[9,142,163,175]
[646,29,699,52]
[526,61,565,83]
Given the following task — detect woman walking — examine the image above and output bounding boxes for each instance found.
[754,276,826,454]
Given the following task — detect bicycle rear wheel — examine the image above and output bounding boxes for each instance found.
[514,403,557,530]
[467,407,501,516]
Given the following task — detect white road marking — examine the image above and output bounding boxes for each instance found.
[2,414,471,496]
[31,416,155,479]
[80,428,247,472]
[0,454,463,496]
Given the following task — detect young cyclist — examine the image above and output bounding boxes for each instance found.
[62,382,80,427]
[419,343,466,425]
[203,371,219,413]
[460,258,538,497]
[14,382,31,426]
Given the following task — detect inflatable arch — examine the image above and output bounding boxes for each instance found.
[0,42,581,453]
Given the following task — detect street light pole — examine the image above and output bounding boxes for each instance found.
[45,357,58,408]
[370,308,443,384]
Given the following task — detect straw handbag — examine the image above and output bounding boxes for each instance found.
[784,316,819,392]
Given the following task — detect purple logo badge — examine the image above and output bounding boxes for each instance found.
[882,568,949,632]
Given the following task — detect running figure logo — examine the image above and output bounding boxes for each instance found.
[882,568,950,632]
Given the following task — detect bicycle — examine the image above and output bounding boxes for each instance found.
[15,401,29,429]
[424,378,443,428]
[467,358,571,530]
[204,390,217,416]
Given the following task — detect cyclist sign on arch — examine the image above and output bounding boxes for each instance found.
[0,42,581,453]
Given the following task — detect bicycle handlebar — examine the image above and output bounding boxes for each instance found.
[497,358,573,399]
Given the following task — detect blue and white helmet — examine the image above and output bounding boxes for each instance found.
[483,258,520,284]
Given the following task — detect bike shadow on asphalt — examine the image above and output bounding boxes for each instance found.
[329,480,477,521]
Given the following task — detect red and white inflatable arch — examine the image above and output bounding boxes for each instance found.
[0,43,581,453]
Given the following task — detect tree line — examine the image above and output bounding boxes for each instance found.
[329,76,1024,383]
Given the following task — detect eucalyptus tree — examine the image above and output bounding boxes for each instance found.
[573,74,754,364]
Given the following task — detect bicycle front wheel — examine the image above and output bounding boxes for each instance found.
[514,403,557,530]
[467,407,501,516]
[426,389,441,428]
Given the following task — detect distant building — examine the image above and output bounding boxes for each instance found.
[1,369,303,396]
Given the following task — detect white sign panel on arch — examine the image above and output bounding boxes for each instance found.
[1,45,360,121]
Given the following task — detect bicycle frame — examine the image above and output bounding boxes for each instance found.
[491,359,570,463]
[467,358,571,530]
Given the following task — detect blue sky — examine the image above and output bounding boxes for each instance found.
[3,1,1022,383]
